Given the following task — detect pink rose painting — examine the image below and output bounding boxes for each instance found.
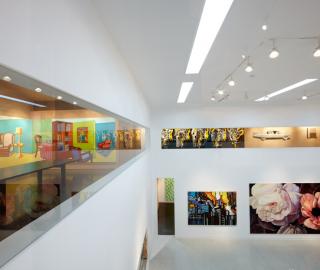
[250,183,320,234]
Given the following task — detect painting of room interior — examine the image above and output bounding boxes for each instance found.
[161,127,320,149]
[157,178,175,235]
[188,192,237,225]
[250,183,320,234]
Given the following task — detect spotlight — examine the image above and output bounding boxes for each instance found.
[73,101,77,105]
[217,89,224,95]
[245,63,253,73]
[269,39,279,59]
[35,88,42,93]
[269,48,280,59]
[228,78,235,87]
[302,95,308,100]
[210,96,216,101]
[262,24,268,31]
[2,76,12,82]
[313,47,320,58]
[57,96,63,100]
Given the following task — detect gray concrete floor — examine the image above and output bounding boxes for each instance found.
[149,238,320,270]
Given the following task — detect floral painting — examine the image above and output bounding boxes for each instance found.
[249,183,320,234]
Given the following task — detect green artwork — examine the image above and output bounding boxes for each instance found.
[165,178,174,202]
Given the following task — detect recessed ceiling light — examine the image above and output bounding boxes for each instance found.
[210,96,216,101]
[185,0,234,74]
[241,54,246,59]
[177,82,194,103]
[35,88,42,93]
[302,95,308,100]
[255,79,318,102]
[217,90,224,95]
[73,101,77,105]
[0,94,46,107]
[57,96,63,100]
[262,24,268,31]
[228,79,235,86]
[2,76,12,82]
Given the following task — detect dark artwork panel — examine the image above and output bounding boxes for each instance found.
[249,183,320,234]
[188,192,237,225]
[161,128,245,149]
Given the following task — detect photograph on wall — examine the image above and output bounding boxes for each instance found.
[245,127,320,148]
[162,126,320,149]
[161,128,245,149]
[188,192,237,225]
[250,183,320,234]
[77,127,88,143]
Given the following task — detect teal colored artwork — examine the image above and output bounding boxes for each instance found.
[165,178,174,202]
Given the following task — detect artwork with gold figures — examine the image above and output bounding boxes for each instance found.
[161,128,244,148]
[162,127,320,149]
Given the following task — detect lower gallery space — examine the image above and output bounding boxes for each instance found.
[149,238,319,270]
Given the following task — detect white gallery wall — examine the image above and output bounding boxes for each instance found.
[0,1,150,270]
[150,104,320,252]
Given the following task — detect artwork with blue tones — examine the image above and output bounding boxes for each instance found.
[95,122,116,151]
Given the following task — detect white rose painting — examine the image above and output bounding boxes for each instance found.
[249,183,320,234]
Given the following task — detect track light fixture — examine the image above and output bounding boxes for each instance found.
[269,39,279,59]
[228,78,235,87]
[245,58,253,73]
[217,89,224,95]
[314,37,320,58]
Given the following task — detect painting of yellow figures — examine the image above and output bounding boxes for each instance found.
[188,192,237,225]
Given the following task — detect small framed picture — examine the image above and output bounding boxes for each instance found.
[307,127,317,139]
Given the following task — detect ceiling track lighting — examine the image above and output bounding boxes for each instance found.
[269,39,279,59]
[208,35,319,102]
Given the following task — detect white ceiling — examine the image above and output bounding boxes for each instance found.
[93,0,320,109]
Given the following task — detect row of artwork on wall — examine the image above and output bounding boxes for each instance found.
[162,127,320,148]
[188,183,320,234]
